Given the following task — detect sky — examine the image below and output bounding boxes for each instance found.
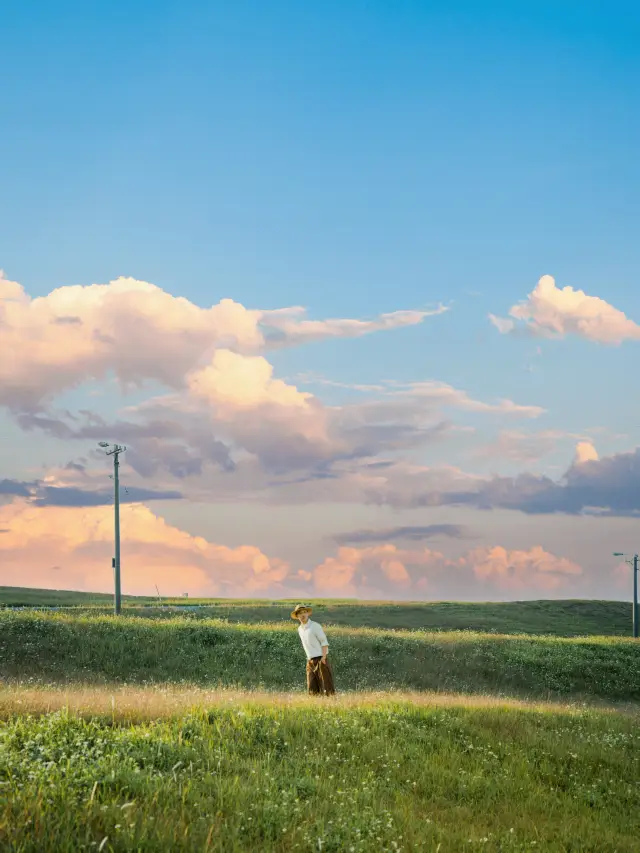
[1,0,639,601]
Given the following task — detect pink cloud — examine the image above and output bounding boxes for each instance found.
[573,440,599,465]
[460,545,582,592]
[490,275,640,344]
[311,542,582,598]
[0,499,291,597]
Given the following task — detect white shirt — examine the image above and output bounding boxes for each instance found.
[297,619,329,660]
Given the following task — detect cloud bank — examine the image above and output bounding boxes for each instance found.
[0,498,581,600]
[415,442,640,517]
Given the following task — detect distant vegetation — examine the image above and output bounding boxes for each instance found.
[0,587,634,637]
[120,599,635,638]
[0,586,155,607]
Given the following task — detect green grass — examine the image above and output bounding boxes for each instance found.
[1,587,633,637]
[116,599,635,637]
[2,611,639,703]
[2,603,639,850]
[0,698,639,851]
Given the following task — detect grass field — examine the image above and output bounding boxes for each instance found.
[0,690,638,851]
[1,587,634,637]
[1,600,639,851]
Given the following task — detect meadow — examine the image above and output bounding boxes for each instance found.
[2,610,640,703]
[1,601,639,851]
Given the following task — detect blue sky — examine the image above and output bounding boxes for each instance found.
[1,1,639,599]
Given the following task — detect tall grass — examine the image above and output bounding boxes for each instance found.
[2,611,639,703]
[0,698,638,851]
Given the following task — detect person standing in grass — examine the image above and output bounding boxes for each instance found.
[291,604,336,696]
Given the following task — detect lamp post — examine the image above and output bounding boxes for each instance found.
[98,442,127,615]
[613,552,639,638]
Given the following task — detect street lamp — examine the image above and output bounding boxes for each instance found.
[98,443,127,615]
[613,552,639,638]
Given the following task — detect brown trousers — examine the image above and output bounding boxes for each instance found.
[306,656,336,696]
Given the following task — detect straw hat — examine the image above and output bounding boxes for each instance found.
[291,603,313,620]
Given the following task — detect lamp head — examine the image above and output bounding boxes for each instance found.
[98,441,110,448]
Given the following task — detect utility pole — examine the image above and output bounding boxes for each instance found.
[613,552,639,638]
[99,443,126,615]
[634,554,639,639]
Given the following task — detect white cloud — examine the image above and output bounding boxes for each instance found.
[490,275,640,344]
[0,271,440,411]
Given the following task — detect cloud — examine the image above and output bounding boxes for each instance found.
[386,381,543,418]
[417,441,640,517]
[333,524,468,544]
[0,494,583,600]
[459,545,582,592]
[0,499,292,597]
[0,271,441,411]
[16,410,235,479]
[304,375,544,418]
[310,543,581,598]
[31,484,184,507]
[490,275,640,344]
[473,430,583,464]
[573,440,599,465]
[0,473,183,507]
[0,478,33,497]
[16,349,541,484]
[187,350,313,411]
[259,304,448,347]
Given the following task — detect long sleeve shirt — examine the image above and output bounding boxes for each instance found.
[297,620,329,660]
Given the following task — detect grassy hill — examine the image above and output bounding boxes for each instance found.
[121,599,635,637]
[2,610,639,703]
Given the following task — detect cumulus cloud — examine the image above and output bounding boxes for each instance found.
[0,499,292,597]
[310,543,581,598]
[187,350,313,411]
[490,275,640,344]
[461,545,581,591]
[0,271,441,411]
